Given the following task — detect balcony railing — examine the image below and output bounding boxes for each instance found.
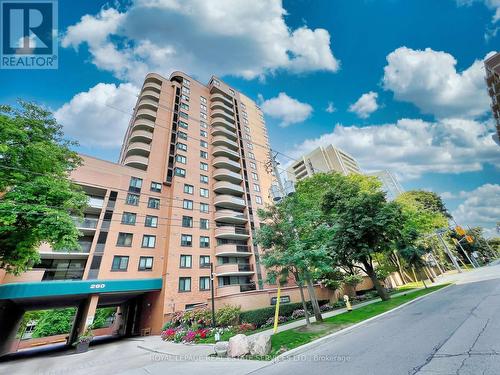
[240,283,257,292]
[72,217,98,229]
[87,196,104,209]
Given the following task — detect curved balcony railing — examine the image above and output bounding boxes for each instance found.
[132,118,155,132]
[215,263,254,276]
[214,195,246,210]
[136,108,157,121]
[210,102,234,116]
[211,109,235,124]
[213,169,243,184]
[137,98,159,111]
[213,156,241,172]
[215,244,251,257]
[212,136,238,150]
[214,210,247,224]
[140,88,160,101]
[213,181,244,195]
[210,92,234,108]
[211,117,236,132]
[125,141,151,158]
[123,155,149,170]
[129,129,153,143]
[215,226,250,240]
[211,126,238,141]
[143,81,162,93]
[212,146,240,160]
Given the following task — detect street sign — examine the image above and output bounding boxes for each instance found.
[455,226,466,236]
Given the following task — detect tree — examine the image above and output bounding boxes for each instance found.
[320,173,404,301]
[397,229,430,288]
[0,101,87,274]
[32,308,76,338]
[256,196,332,324]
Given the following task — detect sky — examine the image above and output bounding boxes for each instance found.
[1,0,499,236]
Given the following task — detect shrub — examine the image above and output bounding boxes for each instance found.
[239,300,329,327]
[263,316,287,327]
[319,304,333,312]
[237,323,256,333]
[343,274,363,287]
[291,309,305,319]
[216,305,240,327]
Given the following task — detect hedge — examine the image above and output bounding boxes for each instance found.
[239,300,329,327]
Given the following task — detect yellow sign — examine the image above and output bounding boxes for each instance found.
[455,226,466,236]
[465,235,474,244]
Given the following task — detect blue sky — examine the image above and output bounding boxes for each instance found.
[1,0,499,235]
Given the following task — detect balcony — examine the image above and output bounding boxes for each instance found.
[129,129,153,143]
[87,196,104,209]
[211,92,234,108]
[215,263,254,276]
[215,244,251,257]
[214,195,246,210]
[211,117,237,132]
[123,154,149,170]
[136,108,157,121]
[132,118,155,132]
[213,156,241,172]
[215,209,247,224]
[125,141,151,158]
[211,126,238,141]
[137,98,159,111]
[212,136,239,150]
[215,226,250,240]
[211,108,235,124]
[214,181,244,195]
[140,88,160,101]
[72,216,98,230]
[213,146,240,160]
[211,102,234,116]
[213,169,243,184]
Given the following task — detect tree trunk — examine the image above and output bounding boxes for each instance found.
[305,274,323,322]
[411,267,418,284]
[418,269,428,289]
[362,261,390,301]
[393,251,411,283]
[294,271,311,327]
[424,266,435,283]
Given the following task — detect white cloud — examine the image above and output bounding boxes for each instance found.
[382,47,492,119]
[55,83,138,148]
[326,101,336,113]
[285,117,499,180]
[348,91,379,119]
[452,183,500,237]
[457,0,500,23]
[61,0,339,84]
[260,92,313,127]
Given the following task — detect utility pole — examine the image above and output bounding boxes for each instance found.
[437,230,462,273]
[454,238,477,268]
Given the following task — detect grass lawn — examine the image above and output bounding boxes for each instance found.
[269,283,450,357]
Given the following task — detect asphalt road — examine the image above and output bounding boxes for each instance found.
[253,265,500,375]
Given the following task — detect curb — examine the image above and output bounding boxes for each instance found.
[273,283,454,360]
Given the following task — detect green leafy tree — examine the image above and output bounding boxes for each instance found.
[0,101,87,274]
[32,308,76,338]
[320,173,404,301]
[92,307,116,329]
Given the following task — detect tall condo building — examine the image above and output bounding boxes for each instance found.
[1,72,335,355]
[366,170,404,201]
[485,52,500,144]
[286,144,361,182]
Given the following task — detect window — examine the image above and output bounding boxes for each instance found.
[200,104,207,112]
[200,203,209,213]
[121,212,136,225]
[200,175,209,184]
[200,162,208,171]
[199,277,210,291]
[181,234,192,247]
[200,96,207,104]
[183,79,190,86]
[177,142,187,151]
[200,140,208,148]
[211,78,220,86]
[179,277,191,292]
[176,154,187,164]
[247,142,253,149]
[129,177,143,193]
[200,121,208,129]
[178,131,188,140]
[142,235,156,248]
[178,120,188,129]
[200,255,210,268]
[183,199,193,210]
[200,130,207,138]
[182,216,193,228]
[179,111,188,119]
[150,182,162,192]
[229,88,235,96]
[245,126,251,133]
[253,184,261,192]
[200,236,210,248]
[255,196,263,205]
[148,197,160,209]
[126,193,139,206]
[200,113,207,120]
[138,256,153,271]
[184,184,194,194]
[117,233,133,247]
[249,162,256,170]
[200,150,208,159]
[200,218,209,230]
[248,152,255,159]
[181,94,189,102]
[182,86,190,95]
[145,215,158,228]
[174,167,186,177]
[252,172,259,181]
[200,188,209,198]
[180,103,189,111]
[180,255,192,268]
[112,256,129,271]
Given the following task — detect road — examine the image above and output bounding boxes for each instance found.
[253,264,500,375]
